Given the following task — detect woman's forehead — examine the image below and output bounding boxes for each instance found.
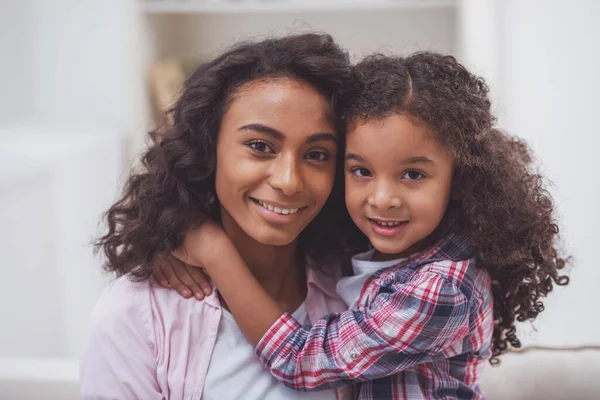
[222,78,335,139]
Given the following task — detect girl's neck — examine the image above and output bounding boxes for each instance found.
[220,208,306,309]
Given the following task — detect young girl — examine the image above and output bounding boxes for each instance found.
[161,52,569,399]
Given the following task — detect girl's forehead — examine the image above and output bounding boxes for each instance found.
[345,114,451,164]
[347,115,434,145]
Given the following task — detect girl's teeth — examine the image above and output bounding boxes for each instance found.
[376,221,401,227]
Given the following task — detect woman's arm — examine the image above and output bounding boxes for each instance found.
[175,222,472,391]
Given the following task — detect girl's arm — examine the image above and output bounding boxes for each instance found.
[174,220,286,345]
[176,222,473,391]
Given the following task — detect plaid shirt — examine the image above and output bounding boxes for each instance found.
[255,234,494,399]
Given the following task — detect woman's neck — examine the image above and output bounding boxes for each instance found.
[220,208,306,310]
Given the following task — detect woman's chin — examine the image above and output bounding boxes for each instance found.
[249,229,299,247]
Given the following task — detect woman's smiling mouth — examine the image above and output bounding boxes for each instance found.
[250,198,307,223]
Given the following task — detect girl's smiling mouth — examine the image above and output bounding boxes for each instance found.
[368,218,408,237]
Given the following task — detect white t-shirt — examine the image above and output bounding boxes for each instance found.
[202,301,337,400]
[336,248,406,309]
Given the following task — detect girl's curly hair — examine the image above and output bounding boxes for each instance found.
[96,33,353,280]
[344,52,570,363]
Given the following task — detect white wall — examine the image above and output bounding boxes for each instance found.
[30,0,148,159]
[499,0,600,347]
[1,0,149,159]
[0,1,36,125]
[457,0,501,108]
[0,130,121,358]
[0,0,145,360]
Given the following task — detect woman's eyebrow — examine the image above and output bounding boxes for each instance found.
[239,124,336,144]
[306,133,337,144]
[239,123,284,140]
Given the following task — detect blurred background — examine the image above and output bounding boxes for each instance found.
[0,0,598,399]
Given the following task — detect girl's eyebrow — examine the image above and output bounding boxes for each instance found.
[345,153,433,164]
[402,155,434,164]
[345,152,364,162]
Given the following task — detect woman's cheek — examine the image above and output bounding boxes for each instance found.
[309,165,336,203]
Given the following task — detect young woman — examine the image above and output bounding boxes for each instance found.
[80,33,357,400]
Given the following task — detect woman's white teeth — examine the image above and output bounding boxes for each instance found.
[258,201,299,215]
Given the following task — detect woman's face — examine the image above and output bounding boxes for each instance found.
[215,78,337,246]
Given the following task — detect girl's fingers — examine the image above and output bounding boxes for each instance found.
[169,256,205,300]
[152,265,170,288]
[161,257,194,299]
[184,264,213,297]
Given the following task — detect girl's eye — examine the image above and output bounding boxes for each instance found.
[247,141,274,154]
[305,150,329,161]
[351,167,372,178]
[402,170,424,181]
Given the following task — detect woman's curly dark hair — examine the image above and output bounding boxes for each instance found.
[343,52,570,363]
[96,33,353,280]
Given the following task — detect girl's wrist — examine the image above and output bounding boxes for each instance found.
[202,232,235,271]
[176,220,229,268]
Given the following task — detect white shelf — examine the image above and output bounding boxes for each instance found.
[143,0,457,14]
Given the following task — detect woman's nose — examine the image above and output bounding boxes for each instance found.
[268,153,303,196]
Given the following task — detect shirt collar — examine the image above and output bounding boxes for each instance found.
[405,232,474,266]
[305,259,342,300]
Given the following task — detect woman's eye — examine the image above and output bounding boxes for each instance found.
[402,170,424,180]
[247,141,273,154]
[351,167,372,178]
[305,150,328,161]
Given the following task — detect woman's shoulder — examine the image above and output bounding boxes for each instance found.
[87,276,153,330]
[89,275,214,331]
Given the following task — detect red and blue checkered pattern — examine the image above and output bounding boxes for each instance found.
[255,234,494,399]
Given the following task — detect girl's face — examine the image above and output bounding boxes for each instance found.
[344,114,454,258]
[215,78,338,246]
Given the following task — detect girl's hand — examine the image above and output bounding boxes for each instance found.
[153,254,213,300]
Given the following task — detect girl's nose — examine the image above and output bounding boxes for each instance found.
[367,180,402,209]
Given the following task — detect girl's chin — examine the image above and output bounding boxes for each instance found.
[368,237,411,257]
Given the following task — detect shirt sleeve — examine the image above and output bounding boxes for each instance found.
[79,280,163,400]
[255,271,470,391]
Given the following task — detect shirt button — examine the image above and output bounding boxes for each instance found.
[350,352,358,360]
